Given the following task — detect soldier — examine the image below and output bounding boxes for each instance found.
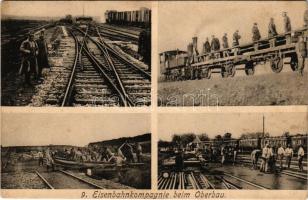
[268,18,278,37]
[119,141,134,163]
[305,9,308,27]
[282,12,291,33]
[252,23,261,42]
[251,149,261,170]
[284,144,293,169]
[211,35,220,52]
[202,37,211,54]
[232,30,241,47]
[277,144,285,170]
[36,30,50,82]
[222,33,229,49]
[297,145,305,171]
[135,142,142,163]
[19,31,39,86]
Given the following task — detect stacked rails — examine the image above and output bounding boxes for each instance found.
[158,172,215,190]
[96,24,140,44]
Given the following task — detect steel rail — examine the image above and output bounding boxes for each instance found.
[35,171,54,189]
[61,28,80,106]
[71,30,128,106]
[59,170,104,189]
[224,173,269,190]
[93,25,151,80]
[74,26,135,106]
[94,26,135,106]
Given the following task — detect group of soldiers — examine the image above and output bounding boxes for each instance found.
[37,141,143,171]
[251,143,305,173]
[19,29,49,87]
[202,11,299,55]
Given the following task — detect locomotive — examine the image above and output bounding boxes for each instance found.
[105,7,151,28]
[160,20,308,81]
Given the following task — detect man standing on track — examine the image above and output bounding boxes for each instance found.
[19,31,39,86]
[36,30,50,82]
[297,145,305,172]
[284,144,293,169]
[277,144,285,170]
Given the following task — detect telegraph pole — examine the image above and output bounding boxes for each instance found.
[262,115,265,138]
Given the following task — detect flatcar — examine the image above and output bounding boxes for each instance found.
[105,8,151,28]
[160,14,308,81]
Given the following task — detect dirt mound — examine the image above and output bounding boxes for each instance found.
[158,71,308,106]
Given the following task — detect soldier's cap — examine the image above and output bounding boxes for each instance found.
[224,33,227,35]
[254,22,257,25]
[28,31,34,36]
[283,11,287,14]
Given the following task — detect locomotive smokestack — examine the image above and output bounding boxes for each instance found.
[192,37,198,52]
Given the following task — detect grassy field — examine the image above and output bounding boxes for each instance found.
[158,68,308,106]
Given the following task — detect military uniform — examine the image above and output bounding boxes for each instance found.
[304,10,308,27]
[268,20,278,37]
[36,35,50,79]
[283,15,292,32]
[222,35,229,49]
[252,25,261,42]
[232,31,241,46]
[211,37,220,51]
[19,38,39,85]
[203,41,211,54]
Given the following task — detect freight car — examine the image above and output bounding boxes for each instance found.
[105,7,151,28]
[180,134,308,154]
[160,20,308,81]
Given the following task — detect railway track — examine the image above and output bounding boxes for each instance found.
[67,25,150,106]
[97,24,140,44]
[158,171,268,190]
[42,24,150,106]
[35,170,104,189]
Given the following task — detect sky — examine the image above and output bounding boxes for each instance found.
[158,1,308,53]
[1,1,152,22]
[158,112,308,141]
[2,113,150,147]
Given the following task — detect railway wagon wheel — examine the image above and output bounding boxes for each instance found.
[290,55,298,71]
[270,57,283,73]
[203,68,212,79]
[245,62,255,76]
[290,55,305,74]
[221,67,229,78]
[228,64,236,77]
